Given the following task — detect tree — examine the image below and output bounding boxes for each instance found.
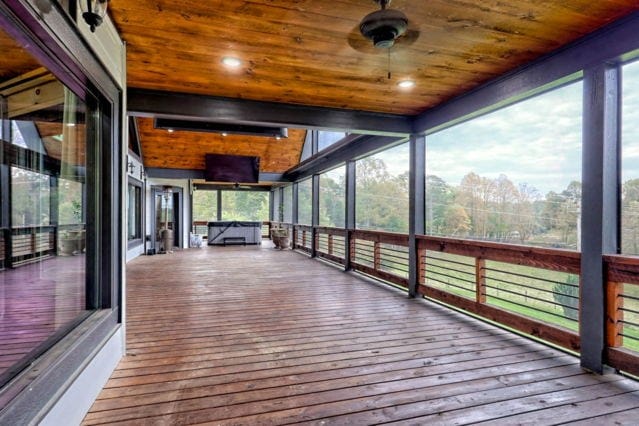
[513,183,540,243]
[426,175,455,235]
[553,274,579,321]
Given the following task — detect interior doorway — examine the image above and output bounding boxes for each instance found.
[151,186,182,252]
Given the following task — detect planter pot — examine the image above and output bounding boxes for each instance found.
[279,236,290,249]
[58,238,78,256]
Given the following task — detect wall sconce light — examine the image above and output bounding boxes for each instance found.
[127,160,135,175]
[81,0,108,32]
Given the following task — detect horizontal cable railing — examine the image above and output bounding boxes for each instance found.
[315,226,346,265]
[192,221,208,236]
[11,225,58,267]
[293,224,313,254]
[603,255,639,377]
[417,235,581,352]
[350,229,410,289]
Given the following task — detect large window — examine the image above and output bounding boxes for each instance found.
[193,189,218,222]
[1,64,94,387]
[272,189,281,221]
[127,181,142,241]
[622,60,639,255]
[318,131,346,152]
[319,166,345,227]
[221,191,269,221]
[425,82,583,249]
[283,185,293,223]
[297,178,312,225]
[356,143,409,233]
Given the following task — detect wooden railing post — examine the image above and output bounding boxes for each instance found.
[344,230,352,271]
[373,240,381,271]
[606,281,624,348]
[476,258,486,304]
[417,243,426,293]
[349,234,356,267]
[302,230,306,248]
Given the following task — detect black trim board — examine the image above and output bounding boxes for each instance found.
[128,89,412,136]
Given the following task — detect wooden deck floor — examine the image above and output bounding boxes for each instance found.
[84,243,639,425]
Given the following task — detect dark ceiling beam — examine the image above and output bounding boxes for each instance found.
[145,167,285,183]
[284,134,405,182]
[414,10,639,135]
[128,89,412,136]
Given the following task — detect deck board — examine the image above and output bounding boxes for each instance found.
[84,243,639,425]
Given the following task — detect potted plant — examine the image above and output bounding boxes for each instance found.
[271,228,289,249]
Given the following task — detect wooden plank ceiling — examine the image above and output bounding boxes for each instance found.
[110,0,639,115]
[0,29,40,82]
[110,0,639,176]
[137,118,306,174]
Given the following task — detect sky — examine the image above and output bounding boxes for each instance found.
[327,60,639,197]
[425,81,583,196]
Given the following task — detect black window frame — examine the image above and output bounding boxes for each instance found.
[0,1,123,423]
[127,176,143,248]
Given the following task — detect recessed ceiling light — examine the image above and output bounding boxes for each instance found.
[66,122,76,127]
[275,136,281,140]
[398,80,415,89]
[222,132,228,137]
[167,128,174,133]
[222,57,242,68]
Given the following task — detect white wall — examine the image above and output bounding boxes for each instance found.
[146,178,192,249]
[39,328,123,426]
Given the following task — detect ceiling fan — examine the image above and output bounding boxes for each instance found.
[348,0,420,54]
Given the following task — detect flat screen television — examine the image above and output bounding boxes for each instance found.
[204,153,260,183]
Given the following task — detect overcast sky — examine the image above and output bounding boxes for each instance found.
[375,60,639,197]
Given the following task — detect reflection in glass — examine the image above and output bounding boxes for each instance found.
[0,64,90,385]
[127,184,141,240]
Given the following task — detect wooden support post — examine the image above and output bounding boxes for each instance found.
[476,258,487,304]
[374,241,381,271]
[349,235,356,266]
[302,230,306,248]
[328,234,334,255]
[606,281,624,348]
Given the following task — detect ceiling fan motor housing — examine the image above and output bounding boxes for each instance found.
[359,8,408,49]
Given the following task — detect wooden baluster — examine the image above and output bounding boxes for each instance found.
[417,246,427,291]
[476,258,486,304]
[328,234,334,255]
[349,236,356,266]
[302,230,306,248]
[606,280,624,348]
[374,240,381,271]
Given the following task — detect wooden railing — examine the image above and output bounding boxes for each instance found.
[350,229,410,288]
[416,235,581,353]
[292,224,312,254]
[315,226,347,266]
[192,220,208,236]
[266,222,639,376]
[11,225,57,267]
[604,255,639,377]
[0,228,6,270]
